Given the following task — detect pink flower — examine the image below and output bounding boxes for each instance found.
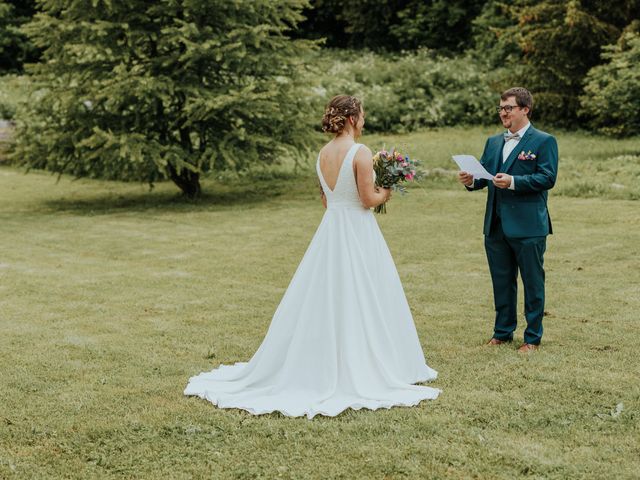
[406,173,414,181]
[518,150,537,161]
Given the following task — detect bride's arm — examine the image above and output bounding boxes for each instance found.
[318,179,327,208]
[354,146,391,208]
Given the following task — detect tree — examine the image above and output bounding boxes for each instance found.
[338,0,406,50]
[297,0,487,53]
[0,0,39,73]
[393,0,486,53]
[580,27,640,136]
[471,1,522,68]
[13,0,314,197]
[295,0,349,48]
[473,0,639,125]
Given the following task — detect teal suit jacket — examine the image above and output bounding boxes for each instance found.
[468,125,558,238]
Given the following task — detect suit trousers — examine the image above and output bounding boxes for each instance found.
[484,216,547,345]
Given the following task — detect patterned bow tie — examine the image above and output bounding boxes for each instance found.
[504,132,521,141]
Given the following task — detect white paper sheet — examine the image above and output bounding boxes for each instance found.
[452,155,494,180]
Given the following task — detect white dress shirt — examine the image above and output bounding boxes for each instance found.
[502,122,530,190]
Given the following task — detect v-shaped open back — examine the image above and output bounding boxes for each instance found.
[316,143,363,209]
[185,140,440,418]
[317,143,359,192]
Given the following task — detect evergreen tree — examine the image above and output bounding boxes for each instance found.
[393,0,486,53]
[298,0,487,53]
[473,0,639,125]
[296,0,349,48]
[0,0,39,73]
[339,0,405,50]
[13,0,314,197]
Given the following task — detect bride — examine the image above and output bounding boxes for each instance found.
[185,95,440,418]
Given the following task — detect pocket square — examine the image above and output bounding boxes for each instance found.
[518,150,537,161]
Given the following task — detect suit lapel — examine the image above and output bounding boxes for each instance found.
[490,137,503,175]
[501,126,536,173]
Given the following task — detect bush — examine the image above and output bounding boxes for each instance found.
[0,74,29,120]
[580,31,640,137]
[308,49,496,133]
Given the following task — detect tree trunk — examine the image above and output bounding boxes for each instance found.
[167,165,201,199]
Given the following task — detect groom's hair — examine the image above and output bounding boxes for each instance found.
[501,87,533,118]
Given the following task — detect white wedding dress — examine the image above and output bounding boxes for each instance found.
[185,143,440,418]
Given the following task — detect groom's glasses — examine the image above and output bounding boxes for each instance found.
[496,105,520,114]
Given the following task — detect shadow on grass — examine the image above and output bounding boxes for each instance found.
[41,183,285,215]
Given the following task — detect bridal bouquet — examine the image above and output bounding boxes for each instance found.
[372,149,421,214]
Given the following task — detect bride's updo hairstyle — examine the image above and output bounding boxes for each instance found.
[321,95,362,134]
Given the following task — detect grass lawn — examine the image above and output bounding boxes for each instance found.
[1,127,639,479]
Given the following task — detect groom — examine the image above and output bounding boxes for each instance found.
[458,87,558,352]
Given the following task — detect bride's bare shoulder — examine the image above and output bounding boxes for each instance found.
[319,142,335,158]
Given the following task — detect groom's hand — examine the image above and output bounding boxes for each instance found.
[493,173,512,189]
[458,171,474,187]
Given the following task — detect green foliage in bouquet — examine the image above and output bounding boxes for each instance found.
[372,149,421,213]
[580,29,640,137]
[310,49,496,133]
[12,0,315,197]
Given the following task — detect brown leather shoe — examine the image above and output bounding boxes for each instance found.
[517,343,539,353]
[487,338,509,345]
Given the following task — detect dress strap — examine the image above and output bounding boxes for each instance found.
[344,143,362,167]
